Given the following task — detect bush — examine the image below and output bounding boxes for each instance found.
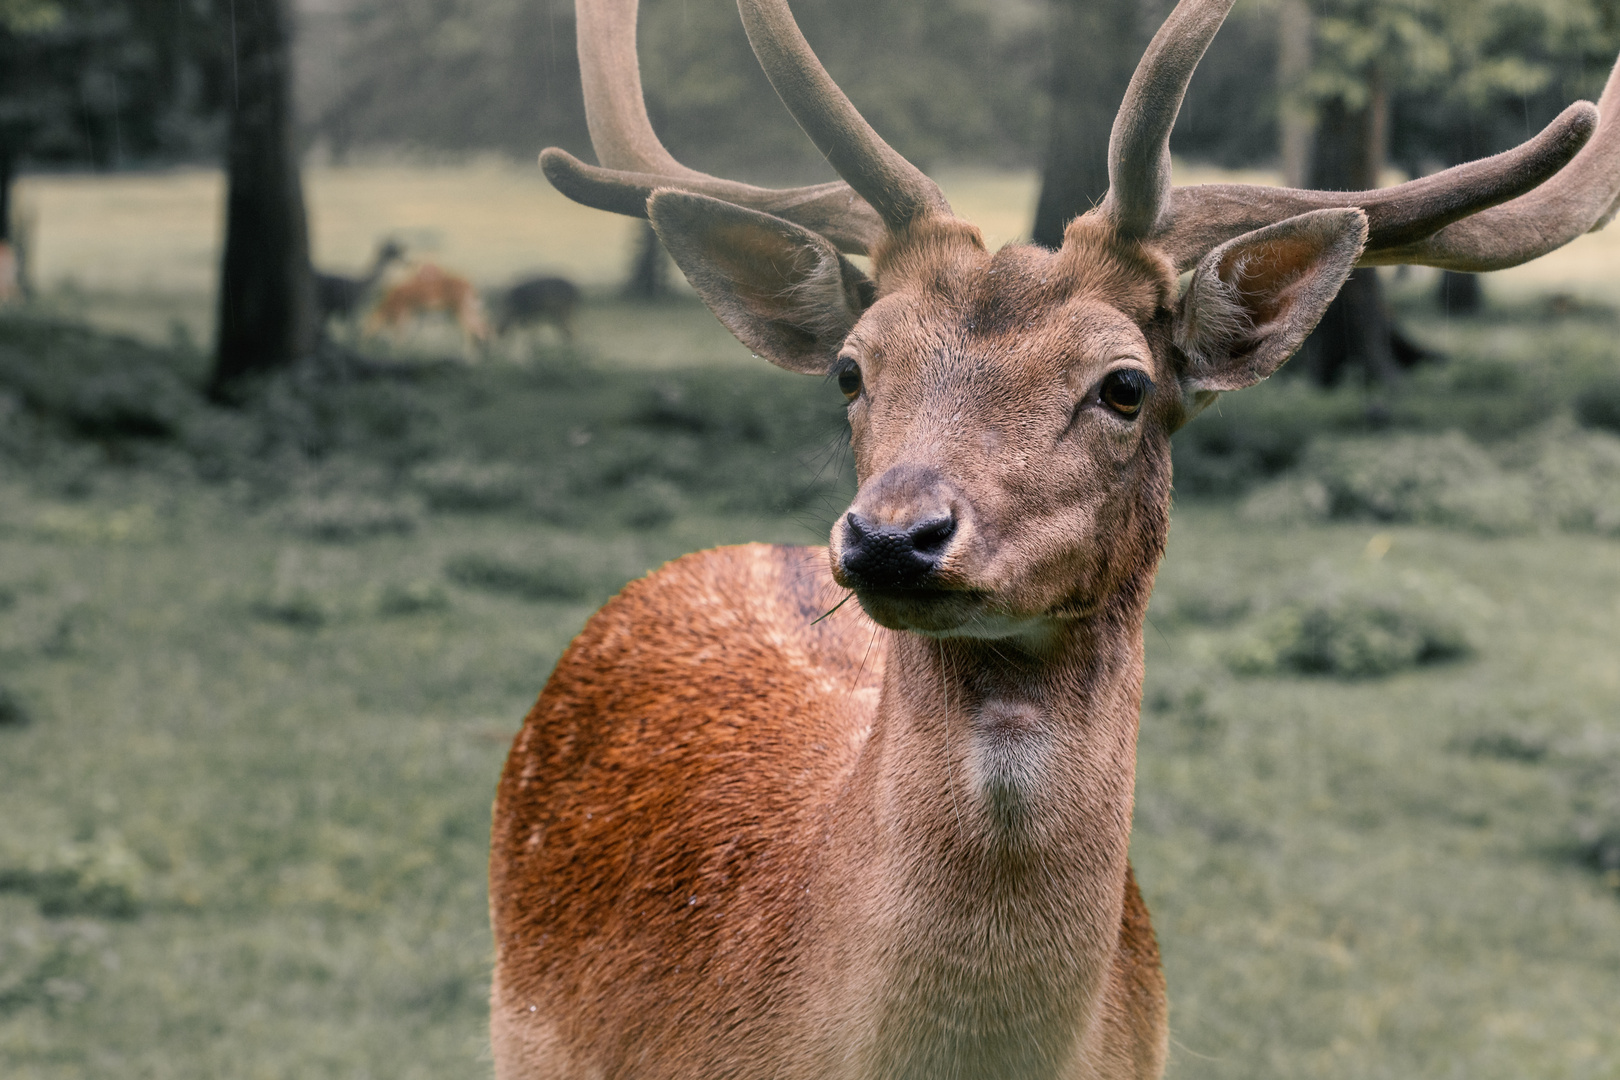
[444,552,602,602]
[1224,572,1475,679]
[1575,376,1620,435]
[0,836,146,918]
[376,580,451,616]
[0,685,29,727]
[1517,423,1620,536]
[1242,431,1537,534]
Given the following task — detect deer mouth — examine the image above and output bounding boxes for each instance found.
[850,585,990,635]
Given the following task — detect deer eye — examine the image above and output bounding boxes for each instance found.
[837,364,863,401]
[1099,369,1152,418]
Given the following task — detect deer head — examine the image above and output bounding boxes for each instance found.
[544,0,1620,640]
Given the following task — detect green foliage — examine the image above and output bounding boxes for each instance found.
[1242,423,1620,536]
[1574,374,1620,434]
[1222,569,1475,678]
[0,834,146,918]
[0,683,28,725]
[0,0,227,170]
[329,0,1045,171]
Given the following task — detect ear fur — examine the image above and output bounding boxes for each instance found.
[1175,208,1368,391]
[648,190,875,374]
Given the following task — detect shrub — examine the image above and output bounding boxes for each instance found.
[0,685,29,727]
[1517,423,1620,536]
[1574,375,1620,435]
[1242,431,1537,534]
[1225,572,1475,679]
[0,836,146,918]
[444,552,600,602]
[376,580,451,616]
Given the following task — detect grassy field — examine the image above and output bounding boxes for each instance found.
[2,165,1619,1078]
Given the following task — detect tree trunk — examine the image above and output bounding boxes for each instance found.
[622,221,669,301]
[208,0,316,401]
[1030,0,1139,249]
[1295,80,1425,386]
[0,140,12,245]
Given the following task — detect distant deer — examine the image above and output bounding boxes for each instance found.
[489,0,1620,1076]
[493,274,582,339]
[366,261,490,344]
[314,238,405,326]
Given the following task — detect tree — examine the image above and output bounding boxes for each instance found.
[0,0,225,249]
[208,0,317,399]
[326,0,1043,180]
[1030,0,1142,248]
[1289,0,1620,383]
[1031,0,1279,249]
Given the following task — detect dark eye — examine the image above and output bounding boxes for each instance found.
[837,365,862,402]
[1099,369,1151,418]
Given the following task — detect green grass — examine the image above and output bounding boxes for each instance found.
[1,279,1618,1077]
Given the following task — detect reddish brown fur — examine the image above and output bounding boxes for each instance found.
[366,262,490,342]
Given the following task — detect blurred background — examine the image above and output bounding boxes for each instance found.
[1,0,1619,1076]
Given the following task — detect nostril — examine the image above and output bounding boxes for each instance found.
[844,513,873,544]
[908,515,956,554]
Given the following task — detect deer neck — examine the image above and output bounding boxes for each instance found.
[812,588,1152,1077]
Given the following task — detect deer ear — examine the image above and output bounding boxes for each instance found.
[1175,208,1368,392]
[648,190,874,375]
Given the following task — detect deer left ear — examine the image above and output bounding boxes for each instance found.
[648,190,875,375]
[1175,208,1368,392]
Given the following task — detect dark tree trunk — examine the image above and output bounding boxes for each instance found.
[1435,270,1483,314]
[622,220,669,301]
[1295,85,1431,385]
[208,0,316,401]
[0,141,12,245]
[1030,0,1140,249]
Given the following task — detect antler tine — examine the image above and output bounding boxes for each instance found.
[1154,102,1598,272]
[1370,53,1620,271]
[736,0,953,233]
[546,0,883,255]
[1101,0,1237,238]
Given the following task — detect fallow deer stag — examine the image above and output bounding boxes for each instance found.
[490,0,1620,1075]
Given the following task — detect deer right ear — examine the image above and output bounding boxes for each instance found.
[648,191,875,375]
[1175,208,1369,392]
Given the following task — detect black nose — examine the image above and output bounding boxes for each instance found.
[840,512,957,590]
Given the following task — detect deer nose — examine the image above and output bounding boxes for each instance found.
[840,511,957,590]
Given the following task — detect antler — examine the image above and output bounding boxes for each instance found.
[542,0,952,255]
[1101,0,1236,237]
[1103,0,1615,273]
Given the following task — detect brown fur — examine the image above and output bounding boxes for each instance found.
[366,262,491,343]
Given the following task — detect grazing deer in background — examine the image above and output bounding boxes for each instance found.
[494,274,583,340]
[490,0,1620,1075]
[315,237,406,327]
[365,261,490,345]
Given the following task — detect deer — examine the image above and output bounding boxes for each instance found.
[314,237,406,327]
[489,0,1620,1076]
[365,261,491,345]
[493,274,583,340]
